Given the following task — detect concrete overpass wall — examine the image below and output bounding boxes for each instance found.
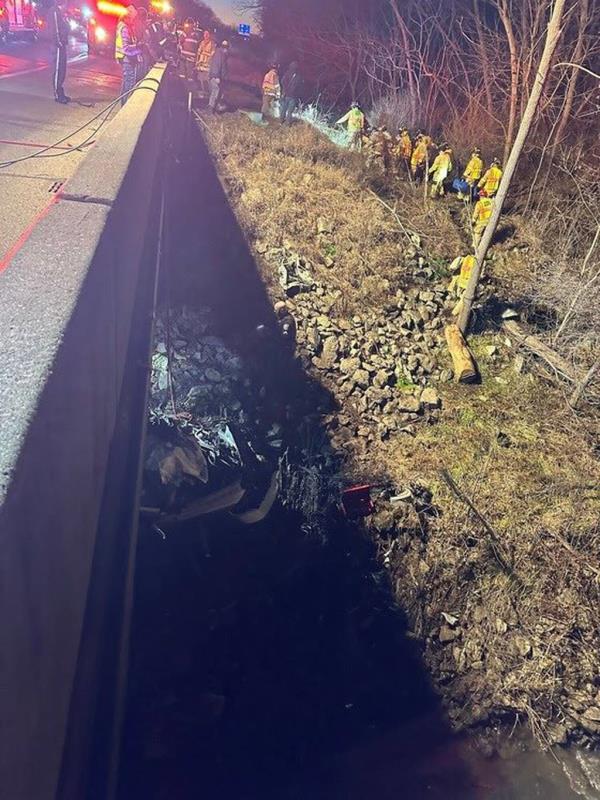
[0,67,169,800]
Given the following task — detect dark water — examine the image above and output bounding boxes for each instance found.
[118,507,600,800]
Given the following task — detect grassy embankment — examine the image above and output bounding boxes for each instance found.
[202,112,600,747]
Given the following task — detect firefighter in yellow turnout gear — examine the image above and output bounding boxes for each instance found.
[478,158,503,197]
[429,146,453,198]
[410,132,434,181]
[458,148,484,200]
[393,127,412,175]
[472,196,494,249]
[336,102,365,151]
[448,254,476,315]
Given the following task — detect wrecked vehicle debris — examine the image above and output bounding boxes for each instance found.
[143,306,285,526]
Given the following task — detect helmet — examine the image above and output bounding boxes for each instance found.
[351,101,359,108]
[492,157,501,166]
[472,147,481,155]
[221,39,229,47]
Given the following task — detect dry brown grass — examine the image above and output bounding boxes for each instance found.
[380,340,600,742]
[203,112,600,745]
[206,114,464,313]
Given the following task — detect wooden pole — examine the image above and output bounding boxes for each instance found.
[445,324,478,383]
[458,0,568,336]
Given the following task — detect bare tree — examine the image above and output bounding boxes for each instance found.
[458,0,569,334]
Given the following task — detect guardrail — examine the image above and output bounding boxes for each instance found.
[0,65,169,800]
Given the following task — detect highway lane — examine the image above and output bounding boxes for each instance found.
[0,38,121,266]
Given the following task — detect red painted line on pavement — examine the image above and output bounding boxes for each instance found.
[0,51,87,80]
[0,138,74,150]
[0,194,58,274]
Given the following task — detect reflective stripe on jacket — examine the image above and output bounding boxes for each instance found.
[262,69,280,97]
[336,108,364,132]
[478,165,502,195]
[196,38,216,71]
[457,255,475,290]
[464,155,484,183]
[429,152,452,181]
[411,140,429,168]
[398,132,412,159]
[473,197,494,225]
[181,32,200,59]
[115,20,140,61]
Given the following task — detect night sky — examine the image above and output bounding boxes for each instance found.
[209,0,245,25]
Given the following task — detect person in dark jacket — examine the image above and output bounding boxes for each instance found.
[147,14,166,63]
[50,0,70,104]
[133,6,151,79]
[180,18,200,81]
[208,40,229,112]
[280,61,301,124]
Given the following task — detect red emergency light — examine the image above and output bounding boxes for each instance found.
[96,0,126,17]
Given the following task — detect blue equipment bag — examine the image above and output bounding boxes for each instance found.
[453,178,470,194]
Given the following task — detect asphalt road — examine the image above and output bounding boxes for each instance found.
[0,38,121,266]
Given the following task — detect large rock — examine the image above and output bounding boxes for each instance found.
[398,395,421,414]
[317,336,339,369]
[352,369,370,389]
[420,387,441,409]
[340,356,360,375]
[583,707,600,722]
[439,625,460,644]
[513,635,532,658]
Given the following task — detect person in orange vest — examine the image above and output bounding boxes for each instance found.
[196,29,216,96]
[261,64,281,121]
[478,157,503,197]
[472,194,494,248]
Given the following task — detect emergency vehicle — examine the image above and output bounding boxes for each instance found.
[82,0,171,56]
[0,0,40,41]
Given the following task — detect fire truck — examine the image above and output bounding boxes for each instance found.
[0,0,40,41]
[82,0,172,56]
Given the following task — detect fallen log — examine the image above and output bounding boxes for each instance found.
[444,324,478,383]
[502,319,581,384]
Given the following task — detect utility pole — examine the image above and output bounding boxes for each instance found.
[458,0,569,335]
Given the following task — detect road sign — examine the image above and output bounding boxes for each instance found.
[238,22,250,37]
